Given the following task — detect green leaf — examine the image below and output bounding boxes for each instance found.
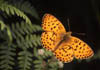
[6,26,12,42]
[18,50,32,70]
[0,20,6,30]
[0,3,32,24]
[33,60,42,64]
[0,46,15,70]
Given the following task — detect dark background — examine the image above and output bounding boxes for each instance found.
[31,0,100,70]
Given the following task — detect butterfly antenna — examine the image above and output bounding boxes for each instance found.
[73,32,86,35]
[67,18,71,31]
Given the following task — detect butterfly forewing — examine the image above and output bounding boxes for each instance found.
[42,14,66,33]
[41,32,61,51]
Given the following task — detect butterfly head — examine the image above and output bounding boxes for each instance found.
[66,31,72,37]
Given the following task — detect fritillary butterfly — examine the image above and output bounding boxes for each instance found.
[41,13,94,63]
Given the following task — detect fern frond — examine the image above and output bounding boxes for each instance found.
[10,21,42,49]
[24,34,41,48]
[12,0,40,19]
[18,49,32,70]
[0,20,6,30]
[0,45,15,70]
[0,3,32,24]
[6,26,12,43]
[11,21,42,37]
[0,20,12,42]
[15,34,41,49]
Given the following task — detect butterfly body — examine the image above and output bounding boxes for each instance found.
[41,13,94,63]
[53,32,72,50]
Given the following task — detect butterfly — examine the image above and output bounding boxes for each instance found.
[41,13,94,63]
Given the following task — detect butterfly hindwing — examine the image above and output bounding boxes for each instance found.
[70,36,94,59]
[54,43,74,63]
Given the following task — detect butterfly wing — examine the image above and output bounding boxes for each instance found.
[41,13,94,63]
[70,36,94,59]
[41,32,61,51]
[42,13,66,33]
[41,32,74,63]
[41,13,67,51]
[53,42,74,63]
[41,13,72,62]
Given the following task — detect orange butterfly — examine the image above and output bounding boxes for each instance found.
[41,13,94,63]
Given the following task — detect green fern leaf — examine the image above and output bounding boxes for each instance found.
[12,0,40,19]
[0,20,6,30]
[18,49,32,70]
[0,45,15,70]
[0,3,32,24]
[0,21,12,42]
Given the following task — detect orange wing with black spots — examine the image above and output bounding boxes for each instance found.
[54,43,74,63]
[70,36,94,59]
[41,13,94,63]
[41,32,60,51]
[42,13,66,33]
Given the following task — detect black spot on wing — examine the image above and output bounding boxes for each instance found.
[74,39,79,43]
[79,42,81,45]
